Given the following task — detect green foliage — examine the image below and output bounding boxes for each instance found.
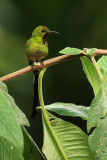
[97,56,107,90]
[1,47,107,160]
[88,86,107,159]
[1,1,107,159]
[87,85,107,132]
[22,127,45,160]
[0,88,24,152]
[59,47,97,56]
[0,137,24,160]
[38,102,89,120]
[0,80,29,127]
[81,54,107,159]
[59,47,83,55]
[0,88,30,127]
[60,48,107,159]
[89,116,107,159]
[84,48,97,56]
[81,56,101,95]
[42,111,94,160]
[97,56,107,70]
[0,80,45,159]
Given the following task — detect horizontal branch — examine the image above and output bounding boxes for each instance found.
[0,49,107,82]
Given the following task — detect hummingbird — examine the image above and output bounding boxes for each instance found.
[25,25,59,118]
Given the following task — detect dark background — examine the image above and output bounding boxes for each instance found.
[0,0,107,148]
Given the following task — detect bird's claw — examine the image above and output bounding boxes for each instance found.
[34,62,38,66]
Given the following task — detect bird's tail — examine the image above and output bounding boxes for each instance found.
[31,70,40,119]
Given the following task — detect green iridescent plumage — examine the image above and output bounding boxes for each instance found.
[25,26,50,62]
[25,26,51,118]
[25,25,59,118]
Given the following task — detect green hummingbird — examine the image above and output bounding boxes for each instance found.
[25,25,59,118]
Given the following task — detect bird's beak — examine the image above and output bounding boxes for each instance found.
[50,31,60,34]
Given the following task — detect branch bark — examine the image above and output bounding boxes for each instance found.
[0,49,107,82]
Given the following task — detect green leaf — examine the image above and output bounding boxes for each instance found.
[89,116,107,159]
[81,56,101,96]
[0,89,24,152]
[22,127,45,160]
[87,85,107,132]
[0,81,29,127]
[42,111,95,160]
[97,56,107,70]
[97,56,107,90]
[0,137,24,160]
[84,48,97,56]
[99,69,107,91]
[1,89,30,127]
[87,56,107,159]
[59,47,83,55]
[0,80,8,92]
[38,103,89,120]
[87,85,107,159]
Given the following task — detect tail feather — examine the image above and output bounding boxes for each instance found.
[31,70,39,119]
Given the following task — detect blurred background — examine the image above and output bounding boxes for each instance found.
[0,0,107,148]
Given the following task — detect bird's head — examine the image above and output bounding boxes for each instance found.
[32,25,59,39]
[32,26,51,38]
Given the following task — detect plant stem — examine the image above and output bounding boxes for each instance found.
[90,55,104,81]
[38,68,67,160]
[90,55,107,94]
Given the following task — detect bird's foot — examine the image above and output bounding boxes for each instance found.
[30,62,38,70]
[40,61,44,65]
[34,62,38,66]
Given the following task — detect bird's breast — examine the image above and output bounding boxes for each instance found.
[26,42,48,62]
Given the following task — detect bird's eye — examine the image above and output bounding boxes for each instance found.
[41,30,45,33]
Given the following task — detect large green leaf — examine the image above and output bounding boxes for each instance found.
[81,56,101,95]
[39,102,89,120]
[87,54,107,159]
[22,127,45,160]
[0,137,24,160]
[87,85,107,132]
[89,116,107,159]
[0,80,29,127]
[1,90,30,127]
[42,111,95,160]
[59,47,83,55]
[0,88,24,152]
[87,85,107,159]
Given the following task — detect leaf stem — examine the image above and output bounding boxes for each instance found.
[90,55,104,81]
[38,68,67,160]
[90,55,107,94]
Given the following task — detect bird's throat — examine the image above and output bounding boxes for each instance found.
[33,35,48,45]
[43,33,49,44]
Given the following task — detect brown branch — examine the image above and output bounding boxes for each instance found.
[0,49,107,82]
